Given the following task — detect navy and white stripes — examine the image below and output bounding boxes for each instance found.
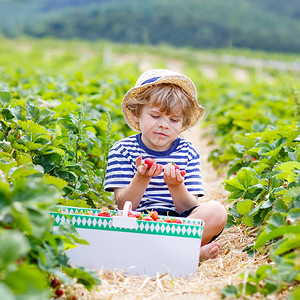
[104,134,204,212]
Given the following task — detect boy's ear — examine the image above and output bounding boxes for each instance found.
[132,114,139,123]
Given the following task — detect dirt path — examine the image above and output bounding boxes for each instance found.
[180,122,229,206]
[70,123,268,300]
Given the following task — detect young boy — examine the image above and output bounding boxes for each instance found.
[104,69,227,259]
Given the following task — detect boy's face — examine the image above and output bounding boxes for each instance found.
[133,105,183,151]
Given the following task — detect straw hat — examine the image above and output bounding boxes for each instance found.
[121,69,205,132]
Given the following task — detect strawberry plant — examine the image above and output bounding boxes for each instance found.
[0,69,133,298]
[0,175,100,299]
[218,86,300,298]
[0,89,122,208]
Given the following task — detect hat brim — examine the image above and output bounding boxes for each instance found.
[122,75,206,132]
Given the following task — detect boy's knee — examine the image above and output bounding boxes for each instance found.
[201,200,227,227]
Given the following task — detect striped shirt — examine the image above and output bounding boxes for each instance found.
[104,134,204,212]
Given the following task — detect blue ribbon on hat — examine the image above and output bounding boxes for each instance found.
[141,76,161,85]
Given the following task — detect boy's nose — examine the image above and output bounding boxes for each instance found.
[158,117,170,128]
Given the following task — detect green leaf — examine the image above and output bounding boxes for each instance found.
[0,159,18,175]
[56,222,89,247]
[27,207,53,239]
[236,199,254,214]
[242,214,254,227]
[286,186,300,199]
[237,167,259,189]
[11,177,61,206]
[261,282,278,296]
[288,208,300,220]
[245,282,257,295]
[256,225,300,248]
[274,236,300,255]
[26,102,55,125]
[0,282,15,300]
[234,134,256,149]
[19,120,50,137]
[34,153,62,173]
[224,177,245,193]
[9,164,44,179]
[260,199,273,209]
[0,230,30,269]
[3,265,50,299]
[221,285,238,297]
[0,91,11,105]
[268,213,285,227]
[44,174,67,189]
[24,141,44,151]
[275,161,300,182]
[289,286,300,300]
[62,266,100,291]
[259,145,283,157]
[273,199,288,213]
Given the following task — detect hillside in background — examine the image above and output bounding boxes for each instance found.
[0,0,300,53]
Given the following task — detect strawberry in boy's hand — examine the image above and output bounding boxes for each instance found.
[144,157,156,170]
[180,170,186,177]
[172,163,186,177]
[136,156,163,177]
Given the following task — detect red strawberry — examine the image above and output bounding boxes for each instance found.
[173,218,183,224]
[164,216,173,223]
[180,170,186,176]
[174,164,180,170]
[55,288,64,297]
[98,212,111,217]
[128,211,140,218]
[171,163,185,176]
[51,278,61,288]
[150,210,159,221]
[142,215,154,221]
[144,157,156,169]
[98,208,111,217]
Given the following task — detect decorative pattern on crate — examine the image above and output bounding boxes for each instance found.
[50,206,204,239]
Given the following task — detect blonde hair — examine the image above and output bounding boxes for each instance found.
[125,83,195,129]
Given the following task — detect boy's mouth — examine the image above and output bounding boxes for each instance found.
[154,132,168,138]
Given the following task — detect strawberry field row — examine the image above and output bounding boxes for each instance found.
[0,52,139,298]
[0,37,299,299]
[200,79,300,297]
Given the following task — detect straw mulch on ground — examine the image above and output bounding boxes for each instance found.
[69,125,273,299]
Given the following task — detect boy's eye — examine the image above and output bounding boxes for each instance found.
[171,118,179,122]
[150,115,160,119]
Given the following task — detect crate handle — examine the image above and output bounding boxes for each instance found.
[122,201,132,216]
[112,201,138,229]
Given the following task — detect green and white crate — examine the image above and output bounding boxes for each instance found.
[50,201,205,277]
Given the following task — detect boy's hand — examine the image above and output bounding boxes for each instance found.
[163,163,185,186]
[136,156,163,177]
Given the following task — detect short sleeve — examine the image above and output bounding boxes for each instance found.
[184,145,204,197]
[104,143,135,192]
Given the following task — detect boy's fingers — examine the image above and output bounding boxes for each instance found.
[154,164,163,176]
[164,164,170,176]
[170,165,176,178]
[176,170,184,182]
[136,155,143,167]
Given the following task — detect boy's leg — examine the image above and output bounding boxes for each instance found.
[188,200,227,259]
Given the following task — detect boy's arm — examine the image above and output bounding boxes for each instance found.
[164,163,198,214]
[114,156,163,210]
